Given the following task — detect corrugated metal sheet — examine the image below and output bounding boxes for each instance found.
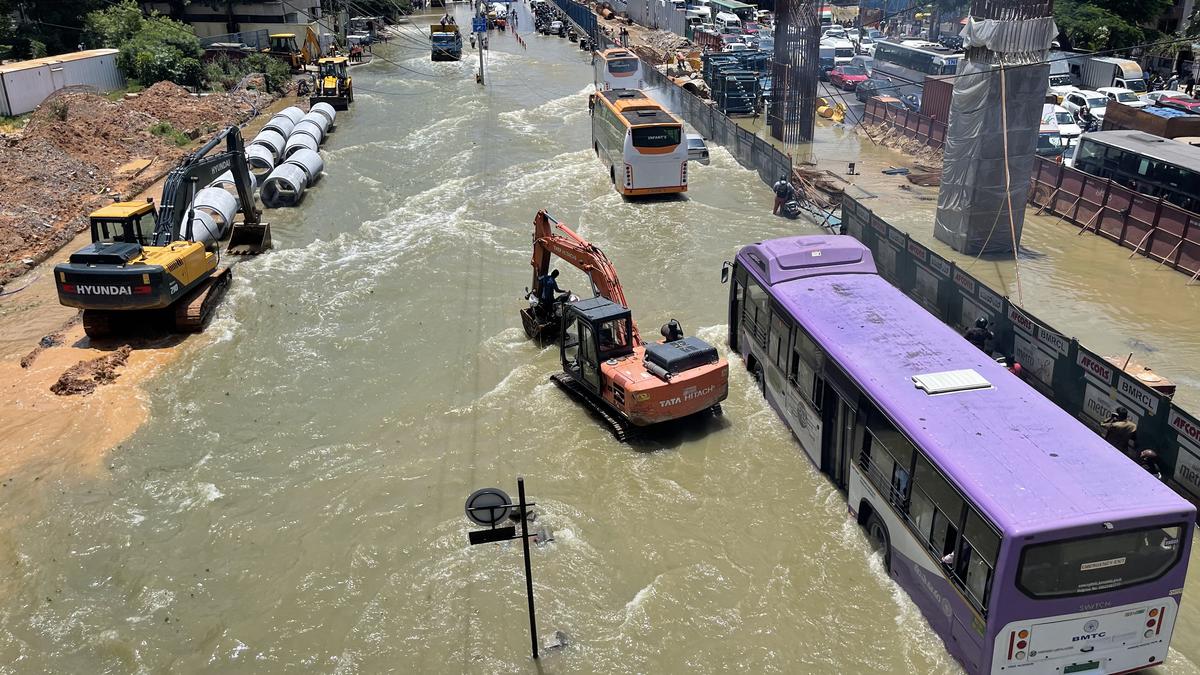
[921,74,953,123]
[0,49,123,116]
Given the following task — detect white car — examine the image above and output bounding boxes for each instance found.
[687,134,710,165]
[846,28,860,42]
[1062,89,1109,120]
[1097,87,1148,109]
[1141,89,1191,105]
[1041,104,1083,140]
[822,27,847,40]
[857,35,875,55]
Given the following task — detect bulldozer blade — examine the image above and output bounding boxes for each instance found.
[226,222,272,255]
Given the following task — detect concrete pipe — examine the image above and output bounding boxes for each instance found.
[246,144,276,178]
[188,187,239,233]
[260,163,309,208]
[310,102,336,127]
[250,129,286,161]
[300,111,331,136]
[263,113,296,138]
[284,132,319,158]
[211,169,258,205]
[276,106,305,126]
[284,148,324,185]
[291,119,326,146]
[185,210,222,250]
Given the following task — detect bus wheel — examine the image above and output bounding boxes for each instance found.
[753,364,765,395]
[609,166,615,184]
[594,141,599,156]
[865,511,892,572]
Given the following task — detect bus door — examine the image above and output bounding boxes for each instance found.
[820,381,855,491]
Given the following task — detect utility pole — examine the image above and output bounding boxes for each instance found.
[474,12,486,84]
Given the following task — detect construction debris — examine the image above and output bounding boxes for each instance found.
[50,345,133,396]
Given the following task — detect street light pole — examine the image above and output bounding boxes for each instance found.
[517,477,539,659]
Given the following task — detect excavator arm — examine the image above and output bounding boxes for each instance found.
[153,126,259,245]
[530,210,640,344]
[302,25,321,65]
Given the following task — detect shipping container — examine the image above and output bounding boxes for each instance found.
[1101,101,1200,139]
[920,73,953,123]
[0,49,123,116]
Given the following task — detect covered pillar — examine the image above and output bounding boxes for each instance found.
[934,0,1057,255]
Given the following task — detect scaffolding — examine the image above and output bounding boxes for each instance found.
[769,0,820,144]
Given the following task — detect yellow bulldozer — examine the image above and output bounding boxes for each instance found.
[262,26,321,72]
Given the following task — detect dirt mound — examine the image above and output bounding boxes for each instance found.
[126,81,257,135]
[50,345,132,396]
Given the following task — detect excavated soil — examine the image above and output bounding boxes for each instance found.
[49,345,133,396]
[0,82,271,285]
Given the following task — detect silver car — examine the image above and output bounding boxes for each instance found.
[687,134,710,165]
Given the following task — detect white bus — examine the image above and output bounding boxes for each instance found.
[593,48,645,91]
[591,89,688,197]
[872,40,962,94]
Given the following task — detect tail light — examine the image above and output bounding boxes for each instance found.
[680,161,688,185]
[624,163,633,187]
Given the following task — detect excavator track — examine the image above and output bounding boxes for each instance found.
[174,267,232,333]
[549,372,636,443]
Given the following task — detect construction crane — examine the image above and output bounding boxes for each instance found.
[522,210,728,441]
[54,126,270,339]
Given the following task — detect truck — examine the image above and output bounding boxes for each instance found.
[430,22,462,61]
[1046,49,1079,97]
[1080,56,1146,94]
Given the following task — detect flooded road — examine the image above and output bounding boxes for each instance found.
[2,6,1200,673]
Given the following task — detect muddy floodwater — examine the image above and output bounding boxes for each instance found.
[3,6,1200,673]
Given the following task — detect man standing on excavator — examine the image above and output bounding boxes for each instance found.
[537,269,570,319]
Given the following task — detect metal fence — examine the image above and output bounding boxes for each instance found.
[1029,157,1200,279]
[642,64,793,189]
[552,0,599,44]
[862,97,948,149]
[200,30,271,51]
[841,195,1200,506]
[623,0,687,36]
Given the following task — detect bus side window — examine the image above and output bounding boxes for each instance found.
[955,510,1000,610]
[866,413,915,508]
[913,455,963,560]
[768,304,790,372]
[789,328,824,409]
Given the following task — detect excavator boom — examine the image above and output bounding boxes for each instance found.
[528,210,640,344]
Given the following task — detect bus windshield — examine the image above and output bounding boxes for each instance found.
[1018,525,1184,598]
[631,125,681,148]
[608,58,638,74]
[1049,74,1072,87]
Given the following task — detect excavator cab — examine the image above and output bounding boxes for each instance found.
[265,33,302,70]
[87,200,157,246]
[560,297,634,396]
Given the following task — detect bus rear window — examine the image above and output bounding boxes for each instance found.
[608,58,638,74]
[632,125,681,148]
[1017,525,1183,598]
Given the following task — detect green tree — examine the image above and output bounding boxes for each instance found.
[82,0,147,49]
[1054,0,1145,51]
[16,0,106,54]
[117,13,203,86]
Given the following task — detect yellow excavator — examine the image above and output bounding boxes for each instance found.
[54,126,270,339]
[310,56,353,110]
[263,26,321,71]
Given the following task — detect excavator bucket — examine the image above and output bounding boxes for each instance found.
[226,220,272,255]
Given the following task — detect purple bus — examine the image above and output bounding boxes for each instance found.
[722,235,1194,675]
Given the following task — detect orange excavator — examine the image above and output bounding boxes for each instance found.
[522,210,728,441]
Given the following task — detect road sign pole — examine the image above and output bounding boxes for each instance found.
[517,476,539,660]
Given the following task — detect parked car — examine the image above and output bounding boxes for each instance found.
[549,20,564,36]
[856,35,875,55]
[899,92,921,112]
[829,65,868,90]
[856,77,894,102]
[1141,89,1190,105]
[1041,103,1083,141]
[849,55,873,76]
[1097,87,1148,109]
[1061,89,1109,120]
[845,28,860,43]
[822,26,847,40]
[687,134,710,165]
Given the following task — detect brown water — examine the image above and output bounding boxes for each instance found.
[2,7,1200,673]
